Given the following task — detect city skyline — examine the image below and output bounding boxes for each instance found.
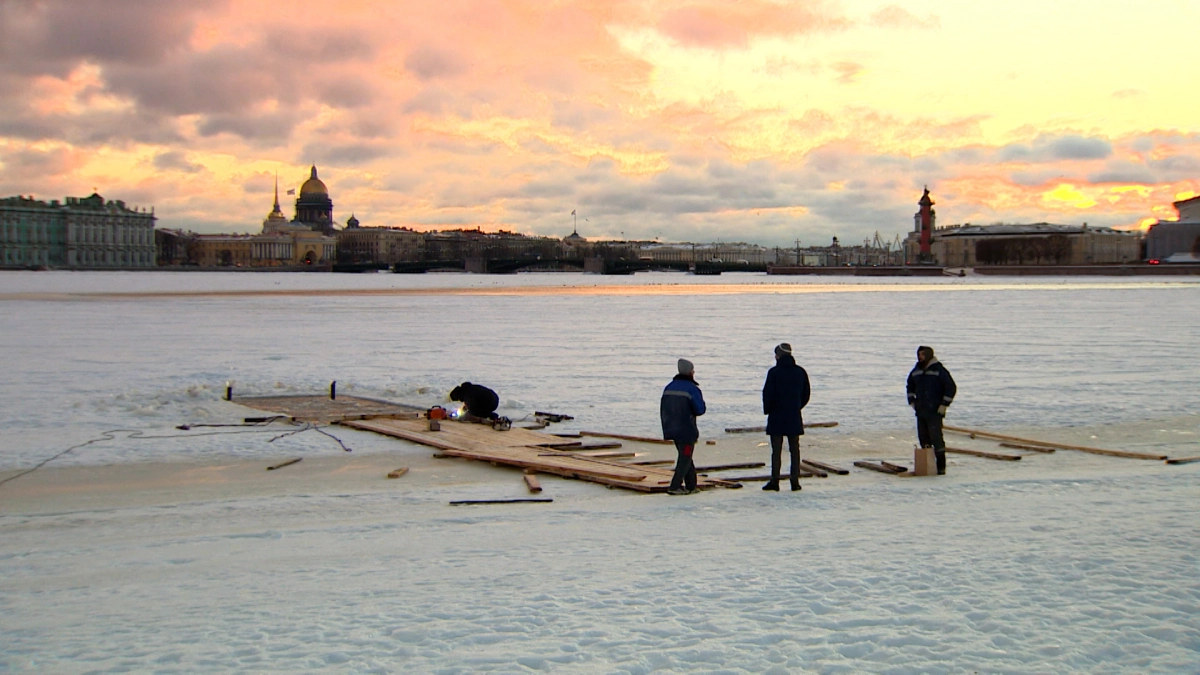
[1,1,1197,245]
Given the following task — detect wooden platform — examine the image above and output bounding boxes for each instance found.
[343,417,740,493]
[234,395,425,423]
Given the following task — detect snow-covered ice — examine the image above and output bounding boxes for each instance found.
[1,271,1198,673]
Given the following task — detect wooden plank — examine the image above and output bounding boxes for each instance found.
[450,498,553,505]
[854,460,904,474]
[628,460,674,466]
[694,462,766,472]
[944,425,1166,460]
[718,472,816,481]
[1165,456,1200,465]
[945,446,1022,461]
[724,426,765,434]
[724,421,839,433]
[386,467,409,479]
[998,442,1057,453]
[266,458,302,471]
[343,417,733,493]
[523,474,543,492]
[578,451,636,459]
[880,461,909,473]
[801,459,849,475]
[551,442,623,451]
[579,430,673,444]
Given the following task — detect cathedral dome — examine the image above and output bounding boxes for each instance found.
[299,165,328,196]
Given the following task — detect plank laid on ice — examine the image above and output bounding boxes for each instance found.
[552,442,623,451]
[342,418,729,492]
[579,430,673,444]
[880,461,909,473]
[387,467,409,479]
[694,462,766,472]
[945,446,1022,461]
[999,442,1057,453]
[235,394,424,423]
[1165,456,1200,465]
[266,458,302,471]
[854,460,905,474]
[719,472,816,481]
[801,456,849,473]
[724,421,839,433]
[801,459,849,475]
[629,460,674,466]
[944,425,1166,460]
[523,473,543,492]
[450,498,553,505]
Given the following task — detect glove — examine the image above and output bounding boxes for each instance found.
[937,404,948,416]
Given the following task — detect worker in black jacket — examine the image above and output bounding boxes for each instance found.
[906,346,957,475]
[762,343,811,492]
[450,382,500,422]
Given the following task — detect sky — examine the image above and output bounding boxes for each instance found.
[1,0,1198,246]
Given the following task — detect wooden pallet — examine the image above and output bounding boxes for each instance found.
[234,394,424,423]
[342,417,740,493]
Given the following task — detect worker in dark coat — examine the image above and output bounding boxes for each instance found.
[449,382,500,422]
[906,346,957,475]
[762,343,811,491]
[660,359,706,495]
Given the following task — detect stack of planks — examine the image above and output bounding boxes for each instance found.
[343,418,741,493]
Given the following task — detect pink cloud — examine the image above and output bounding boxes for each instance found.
[656,1,850,49]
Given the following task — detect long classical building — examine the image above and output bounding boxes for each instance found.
[902,190,1141,266]
[1,193,156,269]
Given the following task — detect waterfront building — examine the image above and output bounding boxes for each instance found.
[907,222,1141,266]
[337,218,425,265]
[1,193,156,269]
[1144,196,1200,262]
[175,172,337,268]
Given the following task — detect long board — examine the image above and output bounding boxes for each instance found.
[945,446,1022,461]
[944,425,1166,460]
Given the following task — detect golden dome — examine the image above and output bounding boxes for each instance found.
[299,165,328,196]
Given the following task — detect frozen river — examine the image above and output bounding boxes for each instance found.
[1,270,1198,673]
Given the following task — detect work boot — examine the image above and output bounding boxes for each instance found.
[762,481,780,491]
[790,480,801,492]
[667,487,689,496]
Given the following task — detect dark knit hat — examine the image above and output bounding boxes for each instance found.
[917,346,934,356]
[775,343,792,358]
[677,359,695,375]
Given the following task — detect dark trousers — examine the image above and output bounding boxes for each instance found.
[770,434,801,486]
[670,441,696,491]
[916,414,946,474]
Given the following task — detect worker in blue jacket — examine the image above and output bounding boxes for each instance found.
[660,359,706,495]
[906,346,957,475]
[762,343,811,492]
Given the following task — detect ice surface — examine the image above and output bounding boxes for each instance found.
[1,271,1198,673]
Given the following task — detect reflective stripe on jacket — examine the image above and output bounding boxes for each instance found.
[660,375,706,443]
[906,358,956,416]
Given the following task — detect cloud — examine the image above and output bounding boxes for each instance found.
[997,134,1112,162]
[868,5,940,30]
[404,46,469,81]
[831,61,864,84]
[655,1,850,49]
[1087,160,1155,185]
[152,150,205,173]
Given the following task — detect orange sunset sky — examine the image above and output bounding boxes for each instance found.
[1,0,1197,245]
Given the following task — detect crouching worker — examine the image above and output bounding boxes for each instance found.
[449,382,502,425]
[660,359,706,496]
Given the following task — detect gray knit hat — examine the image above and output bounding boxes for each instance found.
[677,358,695,375]
[774,343,792,358]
